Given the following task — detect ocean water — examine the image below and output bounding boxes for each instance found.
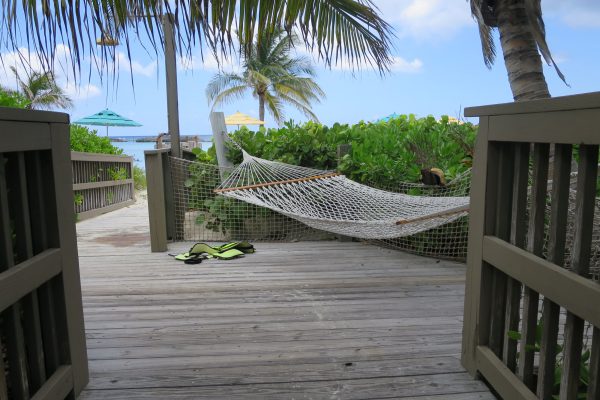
[110,137,212,169]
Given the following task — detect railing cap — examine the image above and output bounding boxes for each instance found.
[144,148,171,155]
[465,91,600,117]
[71,151,134,162]
[0,107,69,123]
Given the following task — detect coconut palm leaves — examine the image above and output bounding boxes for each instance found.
[470,0,566,100]
[0,1,393,79]
[206,30,325,124]
[10,67,73,110]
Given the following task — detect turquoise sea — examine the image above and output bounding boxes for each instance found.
[110,137,212,169]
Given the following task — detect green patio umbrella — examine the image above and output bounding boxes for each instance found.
[73,108,142,136]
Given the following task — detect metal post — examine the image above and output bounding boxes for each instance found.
[163,13,181,158]
[210,112,234,178]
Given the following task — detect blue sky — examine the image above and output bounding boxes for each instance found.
[1,0,599,137]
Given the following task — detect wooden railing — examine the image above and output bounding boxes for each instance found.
[71,152,135,221]
[145,149,175,252]
[0,108,88,399]
[462,92,600,400]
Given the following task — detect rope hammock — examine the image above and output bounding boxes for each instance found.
[214,150,470,239]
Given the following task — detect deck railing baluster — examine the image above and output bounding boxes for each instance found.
[503,142,530,372]
[536,143,572,399]
[518,143,550,391]
[559,145,599,400]
[489,143,516,357]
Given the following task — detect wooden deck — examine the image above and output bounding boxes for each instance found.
[75,197,495,399]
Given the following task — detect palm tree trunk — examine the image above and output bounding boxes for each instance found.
[496,0,550,101]
[259,96,265,121]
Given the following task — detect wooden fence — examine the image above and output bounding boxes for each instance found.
[462,92,600,400]
[71,152,135,221]
[0,108,88,399]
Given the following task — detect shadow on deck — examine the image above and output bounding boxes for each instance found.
[75,197,495,399]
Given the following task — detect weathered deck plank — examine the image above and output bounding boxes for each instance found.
[76,198,495,399]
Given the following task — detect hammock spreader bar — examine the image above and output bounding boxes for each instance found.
[214,172,341,193]
[395,205,470,225]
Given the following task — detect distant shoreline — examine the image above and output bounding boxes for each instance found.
[109,135,213,143]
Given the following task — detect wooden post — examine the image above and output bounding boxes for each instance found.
[337,144,353,242]
[50,122,89,394]
[145,150,169,252]
[210,112,234,178]
[163,14,181,158]
[129,155,136,202]
[461,116,492,376]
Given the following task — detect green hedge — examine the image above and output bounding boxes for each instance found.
[194,114,476,188]
[70,124,123,155]
[0,87,29,108]
[186,116,476,238]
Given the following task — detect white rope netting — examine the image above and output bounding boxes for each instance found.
[215,151,470,239]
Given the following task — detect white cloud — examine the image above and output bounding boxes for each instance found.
[63,82,101,100]
[1,45,102,103]
[389,56,424,73]
[322,55,423,73]
[374,0,472,41]
[115,52,157,77]
[552,54,568,65]
[294,44,422,73]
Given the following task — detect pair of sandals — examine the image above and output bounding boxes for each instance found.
[173,241,255,264]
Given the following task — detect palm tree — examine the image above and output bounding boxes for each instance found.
[11,67,73,110]
[0,1,393,79]
[206,30,325,124]
[470,0,566,101]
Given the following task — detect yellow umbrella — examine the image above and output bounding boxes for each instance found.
[224,112,265,128]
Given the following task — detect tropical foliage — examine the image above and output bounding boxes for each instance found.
[70,124,124,155]
[207,29,325,123]
[0,1,393,80]
[10,67,73,110]
[470,0,565,100]
[0,87,29,108]
[197,115,476,188]
[186,116,476,238]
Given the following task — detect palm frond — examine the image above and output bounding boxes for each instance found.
[206,72,246,103]
[210,85,249,111]
[0,0,393,81]
[524,0,567,85]
[470,0,566,85]
[263,90,285,124]
[470,0,496,68]
[10,66,72,109]
[277,91,320,122]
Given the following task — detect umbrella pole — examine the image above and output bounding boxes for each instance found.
[106,126,109,137]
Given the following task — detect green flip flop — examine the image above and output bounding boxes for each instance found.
[214,241,255,254]
[173,242,246,261]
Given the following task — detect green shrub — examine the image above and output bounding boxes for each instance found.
[193,115,476,187]
[188,116,477,235]
[70,124,123,154]
[107,166,128,180]
[133,166,147,190]
[0,87,29,108]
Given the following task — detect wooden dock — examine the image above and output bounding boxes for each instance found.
[76,197,495,399]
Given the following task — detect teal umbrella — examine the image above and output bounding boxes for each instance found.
[377,113,400,123]
[73,108,142,136]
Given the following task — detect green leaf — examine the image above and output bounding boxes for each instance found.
[507,330,522,341]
